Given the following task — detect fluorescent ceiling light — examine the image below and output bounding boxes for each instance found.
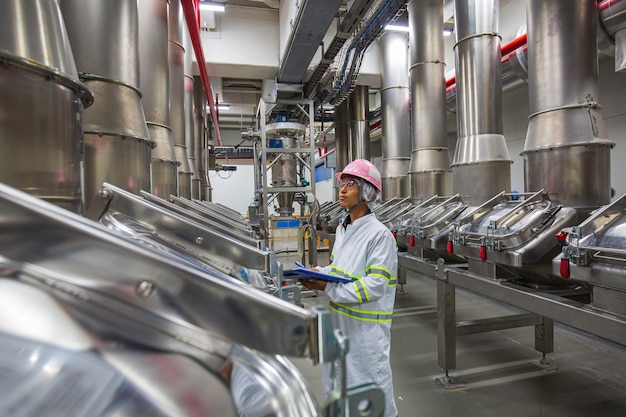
[207,104,230,111]
[385,24,409,33]
[385,24,454,37]
[199,1,225,12]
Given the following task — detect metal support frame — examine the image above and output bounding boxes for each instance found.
[398,252,626,388]
[255,98,316,246]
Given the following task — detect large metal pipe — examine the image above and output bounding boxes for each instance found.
[194,75,211,201]
[139,0,179,198]
[379,31,411,201]
[169,0,192,198]
[0,0,93,214]
[348,85,371,161]
[59,0,153,206]
[408,0,452,203]
[184,24,201,200]
[333,101,350,193]
[523,0,613,209]
[451,0,512,206]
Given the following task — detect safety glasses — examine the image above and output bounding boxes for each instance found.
[339,179,359,190]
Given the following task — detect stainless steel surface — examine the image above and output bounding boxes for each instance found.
[269,133,300,216]
[451,159,511,206]
[169,0,186,149]
[408,0,452,202]
[0,271,319,416]
[144,192,257,241]
[175,145,193,198]
[334,101,350,193]
[149,123,179,198]
[553,193,626,317]
[84,130,152,206]
[79,76,153,204]
[59,0,140,87]
[193,75,210,200]
[452,0,512,205]
[0,0,92,213]
[449,190,580,274]
[523,0,613,208]
[348,85,370,160]
[86,183,269,273]
[196,199,248,224]
[138,0,170,126]
[0,0,82,84]
[0,182,316,357]
[379,31,411,200]
[170,195,254,236]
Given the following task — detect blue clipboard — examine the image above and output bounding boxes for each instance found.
[283,262,353,283]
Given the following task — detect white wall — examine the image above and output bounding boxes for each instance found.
[209,163,256,215]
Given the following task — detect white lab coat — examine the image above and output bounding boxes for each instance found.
[317,212,398,417]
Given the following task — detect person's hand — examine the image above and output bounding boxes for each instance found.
[299,278,327,291]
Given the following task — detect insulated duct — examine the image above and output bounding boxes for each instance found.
[379,31,411,201]
[0,0,92,214]
[139,0,179,198]
[408,0,452,203]
[451,0,512,206]
[523,0,613,209]
[169,0,192,198]
[59,0,153,207]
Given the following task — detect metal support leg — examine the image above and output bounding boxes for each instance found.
[397,263,407,294]
[434,259,464,388]
[535,316,554,367]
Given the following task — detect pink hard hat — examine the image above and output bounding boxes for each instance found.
[335,159,382,193]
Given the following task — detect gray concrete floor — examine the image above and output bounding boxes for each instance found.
[292,270,626,417]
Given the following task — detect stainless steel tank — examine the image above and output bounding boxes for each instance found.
[267,122,306,217]
[59,0,153,206]
[0,0,93,213]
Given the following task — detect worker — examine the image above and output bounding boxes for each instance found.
[301,159,398,417]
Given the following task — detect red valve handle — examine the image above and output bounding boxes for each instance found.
[447,240,454,255]
[556,231,568,242]
[409,235,415,247]
[560,258,570,279]
[480,245,487,262]
[392,231,397,240]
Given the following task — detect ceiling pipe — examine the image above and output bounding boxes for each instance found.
[180,0,222,146]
